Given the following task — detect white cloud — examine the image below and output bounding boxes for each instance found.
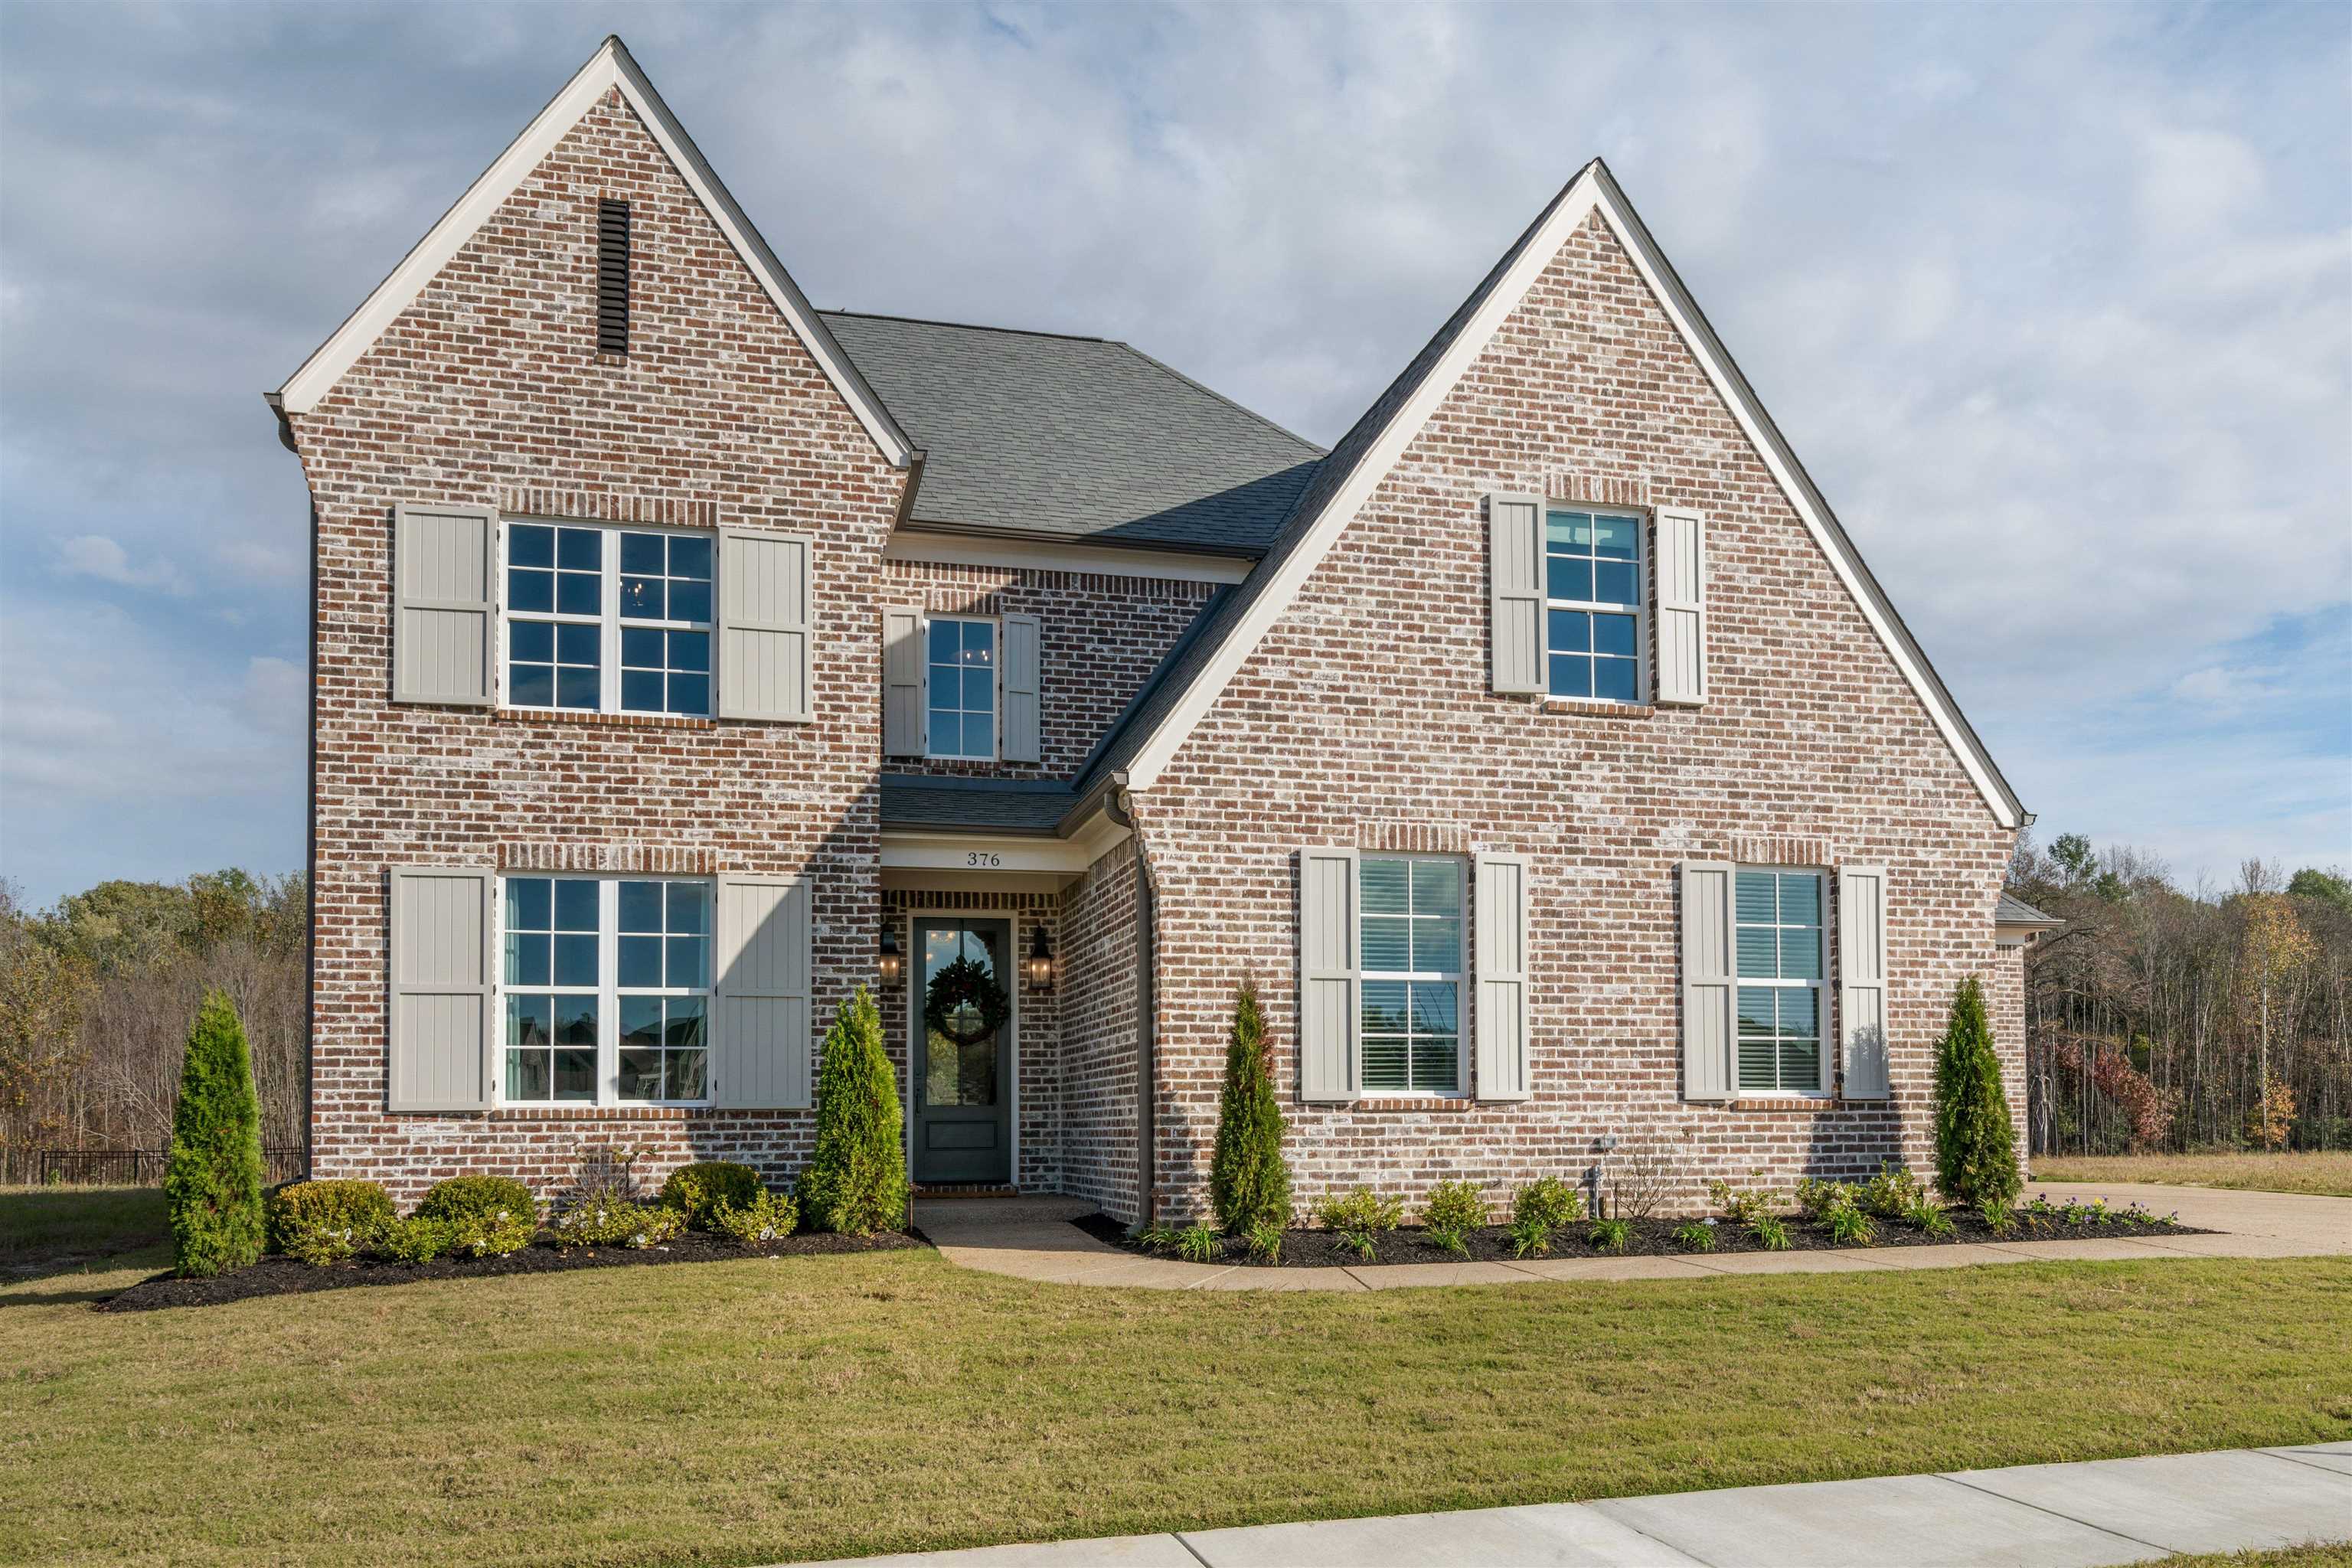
[54,534,182,593]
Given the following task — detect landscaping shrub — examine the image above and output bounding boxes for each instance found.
[1419,1180,1487,1254]
[266,1179,394,1253]
[1313,1187,1404,1259]
[1934,975,2022,1207]
[1708,1176,1776,1227]
[1749,1214,1792,1251]
[374,1215,460,1265]
[1508,1214,1553,1259]
[797,987,909,1235]
[1979,1197,2018,1235]
[1175,1222,1221,1263]
[552,1194,684,1249]
[1209,982,1291,1235]
[1588,1216,1633,1253]
[1794,1177,1859,1222]
[1243,1217,1284,1264]
[1511,1175,1584,1232]
[658,1161,763,1230]
[1903,1196,1955,1238]
[415,1174,537,1227]
[1671,1219,1717,1251]
[1824,1200,1875,1246]
[449,1210,536,1257]
[710,1190,799,1247]
[1858,1163,1928,1219]
[163,988,266,1278]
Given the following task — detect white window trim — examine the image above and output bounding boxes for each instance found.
[923,613,1000,762]
[497,518,716,719]
[1733,864,1829,1099]
[1542,505,1649,705]
[1357,853,1468,1099]
[494,872,714,1109]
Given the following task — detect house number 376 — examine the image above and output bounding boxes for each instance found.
[966,851,1002,868]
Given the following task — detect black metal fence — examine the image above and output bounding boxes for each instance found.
[2,1147,308,1187]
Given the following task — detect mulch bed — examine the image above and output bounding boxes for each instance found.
[1076,1202,2206,1270]
[98,1227,930,1312]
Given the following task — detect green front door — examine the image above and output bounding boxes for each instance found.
[913,917,1012,1186]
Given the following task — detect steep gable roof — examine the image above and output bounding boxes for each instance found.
[822,312,1321,555]
[1092,160,2027,830]
[270,36,913,469]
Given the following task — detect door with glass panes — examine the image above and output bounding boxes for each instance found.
[912,918,1012,1185]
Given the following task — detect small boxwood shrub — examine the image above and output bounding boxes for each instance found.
[266,1179,394,1253]
[659,1161,763,1230]
[449,1210,537,1257]
[1511,1175,1584,1232]
[552,1194,684,1249]
[1709,1176,1777,1226]
[375,1215,460,1265]
[1859,1163,1928,1220]
[415,1174,536,1227]
[711,1190,799,1247]
[1419,1180,1488,1253]
[1313,1187,1404,1259]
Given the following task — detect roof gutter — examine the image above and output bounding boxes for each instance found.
[263,392,297,456]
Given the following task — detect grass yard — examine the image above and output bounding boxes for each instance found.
[2034,1152,2352,1197]
[0,1184,169,1276]
[3,1194,2348,1568]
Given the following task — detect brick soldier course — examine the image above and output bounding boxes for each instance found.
[273,36,2051,1221]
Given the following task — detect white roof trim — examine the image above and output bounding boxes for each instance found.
[272,36,913,469]
[883,528,1252,585]
[1121,164,2020,829]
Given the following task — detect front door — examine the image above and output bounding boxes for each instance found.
[913,917,1012,1186]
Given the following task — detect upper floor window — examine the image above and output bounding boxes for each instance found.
[504,521,712,717]
[501,874,710,1106]
[1358,855,1463,1096]
[1545,509,1643,704]
[1735,868,1824,1096]
[927,616,996,759]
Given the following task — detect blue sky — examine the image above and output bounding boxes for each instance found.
[1,2,2346,906]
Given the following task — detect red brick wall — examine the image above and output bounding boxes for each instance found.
[1057,839,1144,1217]
[882,560,1215,780]
[290,89,905,1206]
[1129,210,2024,1221]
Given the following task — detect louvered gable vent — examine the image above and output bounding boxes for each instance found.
[596,199,630,355]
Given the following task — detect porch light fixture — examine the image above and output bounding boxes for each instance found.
[1024,925,1054,991]
[877,923,903,985]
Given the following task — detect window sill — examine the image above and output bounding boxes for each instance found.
[1723,1096,1883,1112]
[479,1104,738,1122]
[1540,698,1655,719]
[1337,1096,1474,1112]
[493,707,717,732]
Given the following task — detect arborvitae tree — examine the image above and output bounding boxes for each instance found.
[796,986,908,1235]
[1934,976,2020,1207]
[163,988,266,1276]
[1208,982,1290,1233]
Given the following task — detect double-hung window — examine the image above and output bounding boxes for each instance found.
[926,616,996,759]
[501,875,712,1106]
[1358,855,1463,1095]
[1735,869,1825,1095]
[1545,509,1643,704]
[504,521,713,717]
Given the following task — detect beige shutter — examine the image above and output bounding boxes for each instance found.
[1655,507,1707,706]
[1838,864,1890,1099]
[1474,852,1532,1101]
[717,529,813,722]
[1488,491,1545,695]
[392,503,495,705]
[882,606,925,757]
[713,876,812,1109]
[1680,861,1736,1101]
[387,867,492,1111]
[1298,846,1358,1102]
[1001,612,1042,763]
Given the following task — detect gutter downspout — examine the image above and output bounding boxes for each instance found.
[1105,785,1155,1227]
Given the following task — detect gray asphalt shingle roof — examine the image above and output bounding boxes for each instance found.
[1996,892,2062,926]
[877,774,1074,835]
[818,312,1323,555]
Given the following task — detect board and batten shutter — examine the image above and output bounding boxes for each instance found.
[1298,846,1359,1102]
[882,606,926,757]
[1487,491,1545,695]
[1474,851,1532,1101]
[717,529,813,722]
[392,502,495,706]
[1001,612,1042,763]
[387,867,493,1111]
[1679,860,1736,1102]
[1654,507,1707,706]
[713,876,812,1109]
[1838,864,1891,1099]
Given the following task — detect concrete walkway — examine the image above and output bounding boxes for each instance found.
[916,1182,2352,1292]
[799,1444,2352,1566]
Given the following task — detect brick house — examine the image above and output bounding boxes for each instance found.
[270,37,2056,1223]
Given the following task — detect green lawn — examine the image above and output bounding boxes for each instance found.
[2034,1152,2352,1197]
[5,1190,2348,1568]
[0,1184,169,1277]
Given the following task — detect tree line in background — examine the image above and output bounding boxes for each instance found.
[0,870,305,1163]
[2010,835,2351,1156]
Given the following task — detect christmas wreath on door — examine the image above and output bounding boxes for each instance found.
[926,955,1010,1046]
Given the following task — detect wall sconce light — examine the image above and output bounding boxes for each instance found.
[877,923,903,985]
[1024,925,1055,991]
